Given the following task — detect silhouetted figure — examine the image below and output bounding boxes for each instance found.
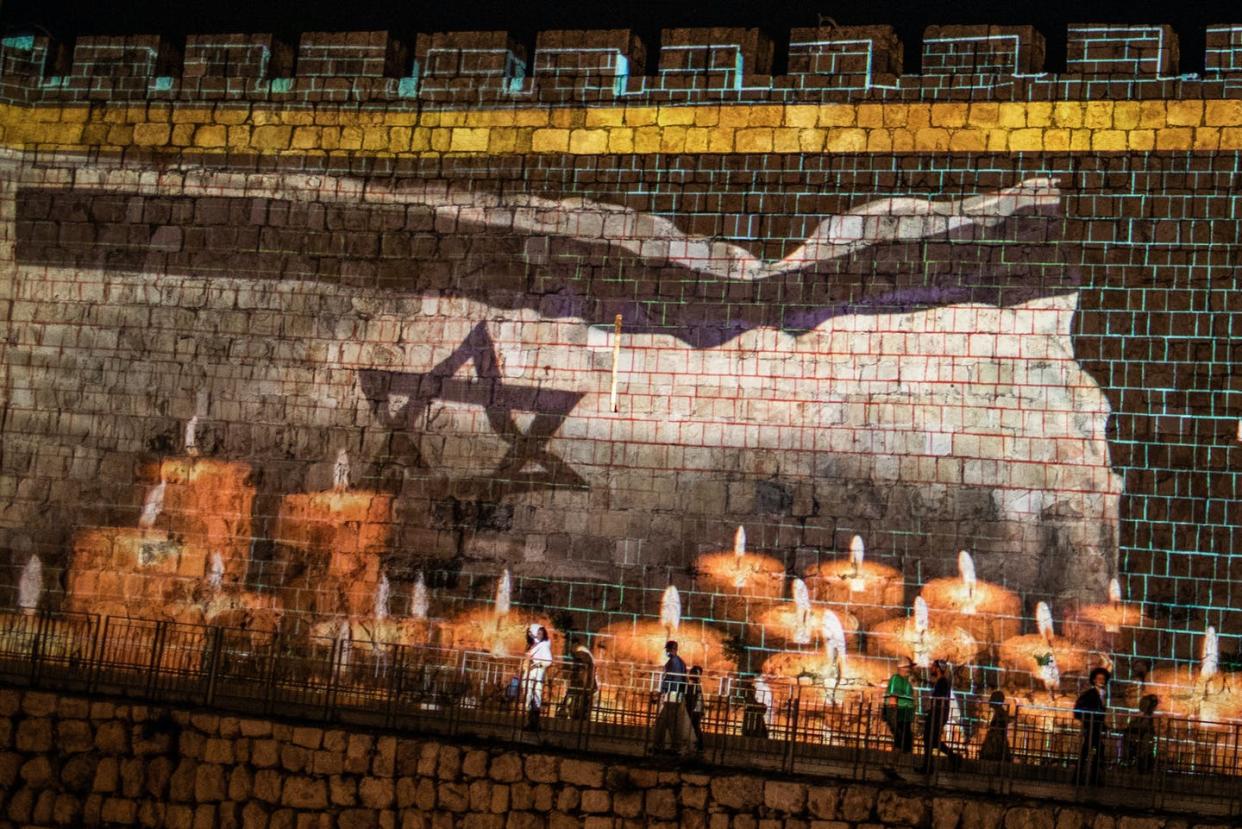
[883,659,916,753]
[562,638,597,721]
[739,676,770,739]
[650,641,689,754]
[684,665,706,752]
[918,660,961,773]
[979,689,1012,763]
[1074,667,1111,785]
[1123,693,1159,773]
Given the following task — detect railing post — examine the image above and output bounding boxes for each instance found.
[261,633,280,717]
[29,610,48,686]
[324,637,341,723]
[202,626,224,708]
[145,622,167,699]
[384,644,403,729]
[784,690,800,774]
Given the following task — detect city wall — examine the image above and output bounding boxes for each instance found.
[0,22,1238,667]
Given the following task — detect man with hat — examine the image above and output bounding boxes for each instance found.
[1074,667,1111,785]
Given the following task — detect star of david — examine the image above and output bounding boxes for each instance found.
[358,322,587,495]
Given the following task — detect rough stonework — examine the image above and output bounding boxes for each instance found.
[0,687,1231,829]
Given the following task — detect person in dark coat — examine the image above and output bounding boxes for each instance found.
[1123,693,1159,773]
[918,660,961,772]
[979,689,1012,763]
[1074,667,1111,785]
[562,638,597,721]
[650,641,689,753]
[684,665,706,752]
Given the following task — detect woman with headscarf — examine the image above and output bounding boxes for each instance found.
[521,624,553,732]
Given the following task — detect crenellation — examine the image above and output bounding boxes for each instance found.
[785,26,902,92]
[1066,24,1180,77]
[0,24,1236,105]
[1205,25,1242,74]
[921,25,1046,76]
[532,29,646,100]
[182,34,294,103]
[64,35,183,100]
[656,27,773,92]
[414,31,527,103]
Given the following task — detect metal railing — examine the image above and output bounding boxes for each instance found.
[0,610,1238,818]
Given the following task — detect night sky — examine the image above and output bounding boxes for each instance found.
[1,0,1236,74]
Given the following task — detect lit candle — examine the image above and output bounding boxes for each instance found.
[438,570,555,658]
[274,451,393,618]
[870,596,981,668]
[919,550,1022,655]
[411,572,430,621]
[694,526,786,612]
[17,555,42,616]
[802,535,903,628]
[595,585,735,679]
[752,578,862,650]
[144,416,257,585]
[998,602,1088,691]
[1064,577,1155,656]
[762,609,895,707]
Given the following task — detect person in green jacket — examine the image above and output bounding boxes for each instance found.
[883,659,916,753]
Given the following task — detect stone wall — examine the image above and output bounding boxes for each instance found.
[0,22,1239,671]
[0,686,1233,829]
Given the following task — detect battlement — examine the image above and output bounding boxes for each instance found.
[1,22,1241,107]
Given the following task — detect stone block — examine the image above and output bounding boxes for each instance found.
[60,753,97,793]
[339,809,381,829]
[253,770,283,803]
[439,782,469,812]
[560,758,604,788]
[645,787,677,819]
[281,777,328,810]
[360,777,395,808]
[195,764,227,802]
[101,796,138,825]
[19,755,53,787]
[877,790,928,826]
[95,720,129,753]
[839,785,876,822]
[57,719,94,753]
[556,786,579,812]
[16,717,53,751]
[489,753,522,783]
[709,775,763,810]
[22,690,58,716]
[228,767,253,801]
[764,781,806,814]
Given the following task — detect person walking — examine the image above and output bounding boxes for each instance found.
[520,624,553,732]
[1074,667,1111,785]
[1122,693,1159,773]
[650,641,689,754]
[684,665,706,753]
[562,638,597,721]
[979,689,1012,763]
[883,659,916,753]
[918,660,962,772]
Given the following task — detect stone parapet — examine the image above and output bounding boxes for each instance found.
[0,686,1234,829]
[0,24,1237,106]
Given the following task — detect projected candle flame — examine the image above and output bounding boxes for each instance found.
[659,584,681,635]
[411,572,429,620]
